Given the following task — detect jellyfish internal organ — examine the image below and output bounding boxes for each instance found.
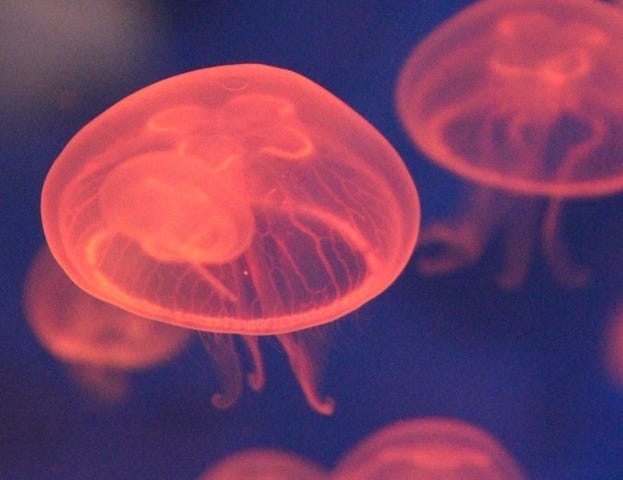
[396,0,623,288]
[41,64,420,414]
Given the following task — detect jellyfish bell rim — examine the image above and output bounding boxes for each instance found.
[395,0,623,199]
[41,62,420,336]
[393,112,623,198]
[72,200,413,336]
[396,138,623,198]
[43,190,418,336]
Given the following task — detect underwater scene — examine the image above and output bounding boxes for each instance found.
[2,1,623,478]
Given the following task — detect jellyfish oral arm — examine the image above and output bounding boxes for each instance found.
[277,333,335,416]
[540,115,606,287]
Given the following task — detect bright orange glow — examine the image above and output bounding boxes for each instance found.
[41,63,420,414]
[42,63,419,334]
[396,0,622,287]
[198,449,327,480]
[332,417,527,480]
[23,245,191,402]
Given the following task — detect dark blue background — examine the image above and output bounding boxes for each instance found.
[2,1,623,478]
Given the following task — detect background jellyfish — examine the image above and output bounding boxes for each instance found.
[41,63,420,414]
[197,449,327,480]
[332,417,527,480]
[3,2,622,479]
[602,298,623,389]
[23,245,192,404]
[395,0,623,288]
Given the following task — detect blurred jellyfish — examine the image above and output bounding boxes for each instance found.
[332,417,526,480]
[23,245,191,404]
[396,0,623,288]
[41,63,420,414]
[602,299,623,389]
[198,449,327,480]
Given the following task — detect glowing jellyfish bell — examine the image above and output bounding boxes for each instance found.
[23,245,191,403]
[396,0,623,288]
[332,417,527,480]
[41,63,420,414]
[198,449,327,480]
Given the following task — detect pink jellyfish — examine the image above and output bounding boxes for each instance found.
[198,449,327,480]
[602,298,623,389]
[332,417,526,480]
[41,63,420,414]
[23,245,191,403]
[396,0,623,288]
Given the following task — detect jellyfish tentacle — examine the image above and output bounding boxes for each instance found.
[505,107,552,178]
[489,107,545,287]
[241,335,266,392]
[416,188,508,276]
[541,114,606,286]
[276,333,335,416]
[243,240,334,414]
[199,332,243,409]
[483,108,544,288]
[542,198,590,287]
[416,222,486,275]
[495,197,541,289]
[416,99,507,277]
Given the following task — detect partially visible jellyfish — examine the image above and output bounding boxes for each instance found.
[332,417,526,480]
[41,63,420,414]
[23,245,192,403]
[198,449,327,480]
[396,0,623,288]
[602,299,623,389]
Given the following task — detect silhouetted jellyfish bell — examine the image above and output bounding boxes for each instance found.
[332,417,526,480]
[41,63,420,414]
[23,245,191,403]
[396,0,623,288]
[198,449,327,480]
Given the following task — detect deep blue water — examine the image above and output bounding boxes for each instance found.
[2,1,623,479]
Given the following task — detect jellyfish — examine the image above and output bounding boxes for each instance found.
[23,245,192,403]
[41,63,420,414]
[602,299,623,389]
[198,449,327,480]
[332,417,526,480]
[395,0,623,288]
